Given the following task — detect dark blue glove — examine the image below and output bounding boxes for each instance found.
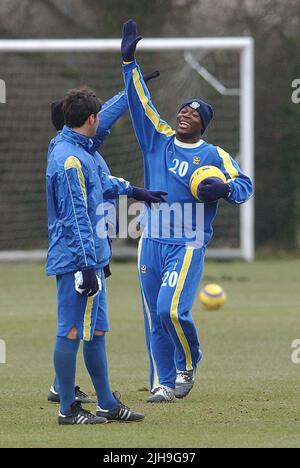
[81,269,100,297]
[143,70,160,84]
[121,20,142,62]
[131,186,167,206]
[197,177,230,203]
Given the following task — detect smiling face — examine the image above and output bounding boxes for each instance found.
[176,106,203,143]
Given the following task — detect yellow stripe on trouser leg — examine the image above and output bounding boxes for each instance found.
[137,235,159,389]
[83,296,94,341]
[170,247,194,371]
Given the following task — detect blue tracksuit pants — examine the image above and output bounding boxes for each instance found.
[138,236,204,390]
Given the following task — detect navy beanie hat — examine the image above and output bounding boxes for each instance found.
[178,99,214,133]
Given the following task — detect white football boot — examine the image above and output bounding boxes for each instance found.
[146,386,175,403]
[174,369,196,399]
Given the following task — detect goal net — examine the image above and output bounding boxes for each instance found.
[0,38,254,261]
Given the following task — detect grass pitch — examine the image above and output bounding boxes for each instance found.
[0,259,300,448]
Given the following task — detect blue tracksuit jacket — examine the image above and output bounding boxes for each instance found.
[46,125,132,276]
[123,60,254,390]
[123,61,253,247]
[46,91,128,276]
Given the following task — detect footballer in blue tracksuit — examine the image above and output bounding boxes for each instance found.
[121,20,253,402]
[46,86,165,424]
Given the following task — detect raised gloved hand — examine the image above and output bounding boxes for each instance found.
[78,269,101,297]
[121,19,142,62]
[131,186,167,206]
[197,177,231,203]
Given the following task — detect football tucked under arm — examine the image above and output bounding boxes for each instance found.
[190,166,229,202]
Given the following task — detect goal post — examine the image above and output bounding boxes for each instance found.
[0,37,254,262]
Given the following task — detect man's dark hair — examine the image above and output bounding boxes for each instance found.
[62,87,102,128]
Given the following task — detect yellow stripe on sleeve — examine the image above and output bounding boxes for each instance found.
[64,156,87,205]
[132,68,175,137]
[217,147,239,180]
[170,247,194,371]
